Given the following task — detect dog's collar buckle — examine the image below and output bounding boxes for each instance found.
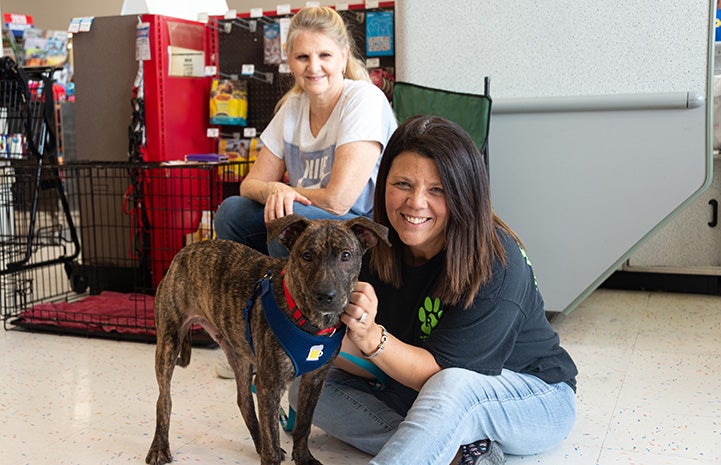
[316,326,338,337]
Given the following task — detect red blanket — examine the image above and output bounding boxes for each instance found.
[19,291,156,335]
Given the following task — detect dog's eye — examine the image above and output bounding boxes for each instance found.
[302,251,313,261]
[340,251,351,261]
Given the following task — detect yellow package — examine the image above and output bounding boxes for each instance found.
[210,79,248,126]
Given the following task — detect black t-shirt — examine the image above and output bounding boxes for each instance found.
[360,228,578,414]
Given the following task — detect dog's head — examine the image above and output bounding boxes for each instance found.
[267,214,389,329]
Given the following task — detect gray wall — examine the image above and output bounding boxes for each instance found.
[396,0,714,312]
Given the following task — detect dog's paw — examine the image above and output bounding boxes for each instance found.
[292,449,322,465]
[259,447,287,465]
[145,447,173,465]
[295,458,323,465]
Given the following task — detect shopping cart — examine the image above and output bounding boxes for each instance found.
[0,57,80,277]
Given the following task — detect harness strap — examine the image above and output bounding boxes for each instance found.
[242,276,265,355]
[242,271,346,376]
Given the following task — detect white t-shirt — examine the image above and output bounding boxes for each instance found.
[260,79,397,216]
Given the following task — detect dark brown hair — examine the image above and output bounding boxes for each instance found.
[371,115,521,308]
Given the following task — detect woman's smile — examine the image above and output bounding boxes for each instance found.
[401,214,431,225]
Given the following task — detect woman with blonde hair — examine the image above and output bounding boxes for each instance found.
[214,6,396,257]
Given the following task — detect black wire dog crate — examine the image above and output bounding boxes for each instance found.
[1,56,247,341]
[1,160,244,340]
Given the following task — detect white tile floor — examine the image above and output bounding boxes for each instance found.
[1,288,720,465]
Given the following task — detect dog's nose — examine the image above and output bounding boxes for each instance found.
[315,290,337,304]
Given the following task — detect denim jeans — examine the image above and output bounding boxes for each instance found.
[214,195,359,256]
[289,367,576,464]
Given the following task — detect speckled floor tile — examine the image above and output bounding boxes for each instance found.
[2,288,720,464]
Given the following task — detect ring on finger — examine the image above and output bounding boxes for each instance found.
[358,312,368,324]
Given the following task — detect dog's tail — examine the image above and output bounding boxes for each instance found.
[177,334,192,367]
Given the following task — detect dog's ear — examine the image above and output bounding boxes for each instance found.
[267,214,311,249]
[346,217,390,251]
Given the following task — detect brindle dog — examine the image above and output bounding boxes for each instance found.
[146,214,389,465]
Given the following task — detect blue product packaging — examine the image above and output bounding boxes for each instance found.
[366,11,394,57]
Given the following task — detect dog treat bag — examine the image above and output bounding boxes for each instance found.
[210,79,248,126]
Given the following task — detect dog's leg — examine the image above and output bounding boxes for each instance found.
[254,372,287,465]
[227,350,262,455]
[145,331,181,465]
[291,365,333,465]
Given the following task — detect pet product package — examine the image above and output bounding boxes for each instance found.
[366,11,394,57]
[218,137,261,178]
[210,79,248,126]
[279,17,291,62]
[263,22,281,65]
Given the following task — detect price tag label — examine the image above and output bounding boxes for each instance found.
[204,66,217,76]
[366,0,379,9]
[79,17,94,32]
[244,127,257,138]
[197,12,209,23]
[278,63,291,74]
[336,3,349,11]
[68,17,81,33]
[277,4,292,15]
[366,58,380,69]
[224,10,236,19]
[250,8,263,18]
[241,64,255,76]
[207,128,220,138]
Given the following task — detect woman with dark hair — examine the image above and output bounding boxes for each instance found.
[291,115,578,465]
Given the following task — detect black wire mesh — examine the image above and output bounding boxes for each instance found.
[1,160,245,342]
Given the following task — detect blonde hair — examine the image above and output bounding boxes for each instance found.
[276,6,370,110]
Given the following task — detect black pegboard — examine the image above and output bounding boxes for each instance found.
[215,16,295,131]
[214,5,395,135]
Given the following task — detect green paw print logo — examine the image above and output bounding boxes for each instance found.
[418,296,443,340]
[519,245,539,289]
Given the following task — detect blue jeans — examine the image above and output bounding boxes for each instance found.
[289,367,576,464]
[214,195,360,256]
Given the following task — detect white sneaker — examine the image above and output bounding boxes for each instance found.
[215,357,234,379]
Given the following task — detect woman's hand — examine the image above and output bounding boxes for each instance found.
[341,281,443,392]
[240,146,309,221]
[341,281,384,356]
[263,182,311,223]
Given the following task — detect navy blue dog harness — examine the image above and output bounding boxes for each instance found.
[243,271,346,377]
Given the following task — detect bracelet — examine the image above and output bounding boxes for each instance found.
[362,325,388,359]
